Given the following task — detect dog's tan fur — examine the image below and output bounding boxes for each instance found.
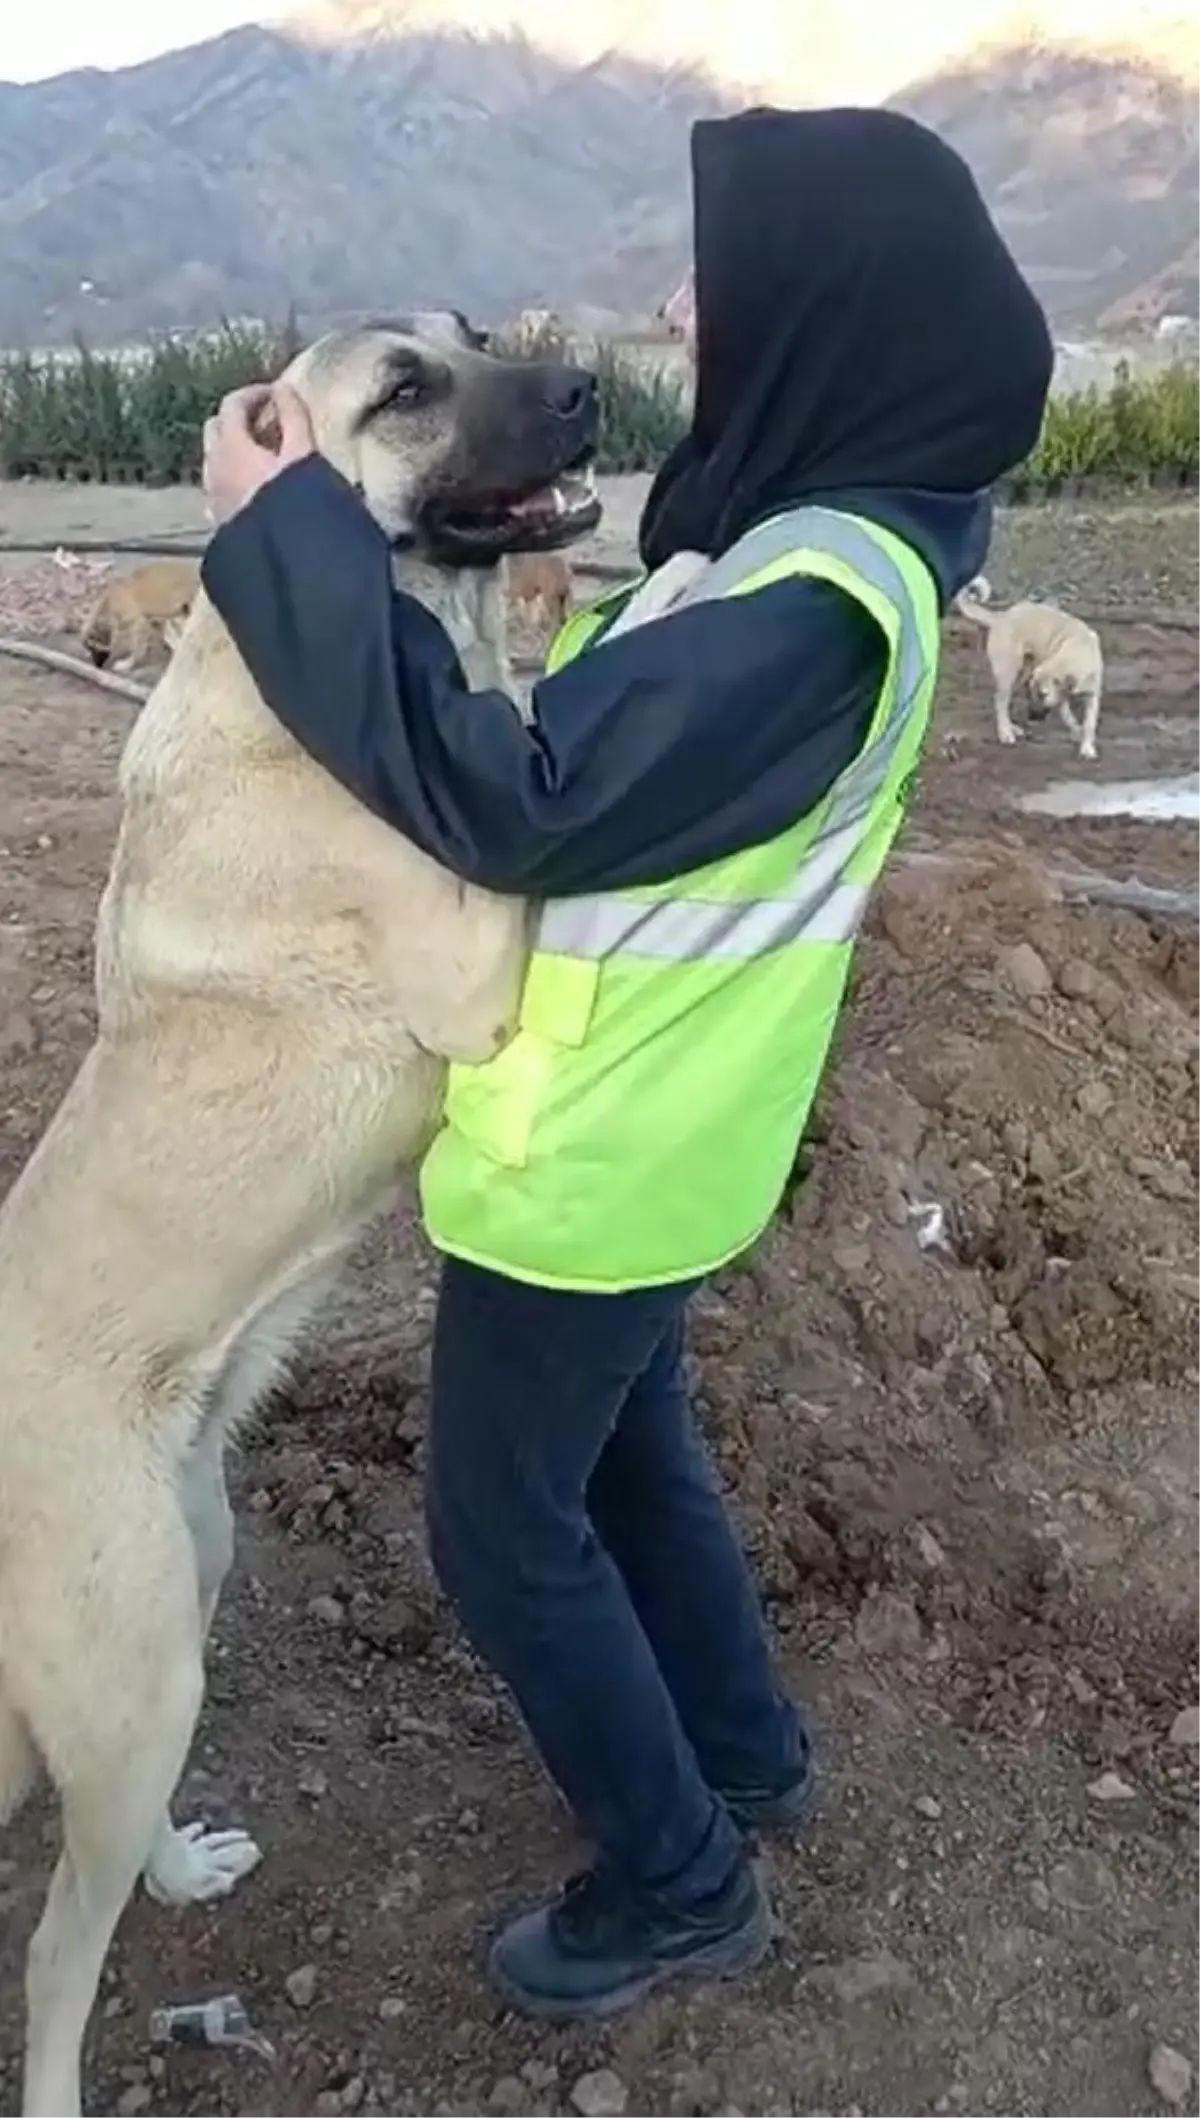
[81,557,201,671]
[0,316,598,2117]
[506,550,574,636]
[956,574,1104,760]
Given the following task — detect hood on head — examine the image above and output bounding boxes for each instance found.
[640,105,1054,569]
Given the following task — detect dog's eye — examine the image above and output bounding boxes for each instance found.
[388,372,425,405]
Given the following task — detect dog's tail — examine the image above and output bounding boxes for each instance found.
[81,594,114,668]
[954,574,996,627]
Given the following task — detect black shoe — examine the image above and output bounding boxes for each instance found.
[488,1857,772,2021]
[717,1755,817,1836]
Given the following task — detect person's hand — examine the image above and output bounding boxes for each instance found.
[202,381,315,525]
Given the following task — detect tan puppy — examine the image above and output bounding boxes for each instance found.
[81,556,201,671]
[956,574,1104,760]
[507,549,574,637]
[0,316,600,2118]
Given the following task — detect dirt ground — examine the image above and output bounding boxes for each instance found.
[0,483,1197,2118]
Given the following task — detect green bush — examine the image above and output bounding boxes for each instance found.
[1022,358,1199,489]
[588,344,688,472]
[0,323,1194,492]
[0,315,302,484]
[0,318,688,483]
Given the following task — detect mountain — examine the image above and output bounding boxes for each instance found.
[894,38,1198,336]
[0,2,1195,345]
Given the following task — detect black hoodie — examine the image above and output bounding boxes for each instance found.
[641,105,1056,566]
[202,107,1052,897]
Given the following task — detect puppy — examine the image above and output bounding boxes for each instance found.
[956,574,1104,760]
[81,557,201,671]
[506,550,574,638]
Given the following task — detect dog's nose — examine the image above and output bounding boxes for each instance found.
[543,366,599,419]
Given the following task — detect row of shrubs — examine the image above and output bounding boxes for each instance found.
[0,319,1196,492]
[0,318,687,485]
[1014,358,1198,494]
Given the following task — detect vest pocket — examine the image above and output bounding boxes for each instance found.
[442,953,600,1169]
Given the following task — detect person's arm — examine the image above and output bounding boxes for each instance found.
[201,455,885,898]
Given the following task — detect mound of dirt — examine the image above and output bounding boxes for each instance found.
[784,842,1197,1421]
[0,552,111,641]
[270,843,1197,1787]
[683,844,1198,1768]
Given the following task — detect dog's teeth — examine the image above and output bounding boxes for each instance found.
[551,486,567,517]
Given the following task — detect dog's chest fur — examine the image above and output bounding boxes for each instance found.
[394,555,517,700]
[95,566,525,1054]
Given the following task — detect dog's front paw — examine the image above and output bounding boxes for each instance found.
[143,1819,262,1907]
[997,723,1022,746]
[1079,740,1098,762]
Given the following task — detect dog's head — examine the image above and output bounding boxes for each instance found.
[1027,674,1059,720]
[274,315,601,565]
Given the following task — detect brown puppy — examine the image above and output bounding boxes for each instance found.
[81,557,201,670]
[507,549,574,638]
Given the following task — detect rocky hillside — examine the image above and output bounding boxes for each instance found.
[0,2,1195,344]
[895,40,1198,336]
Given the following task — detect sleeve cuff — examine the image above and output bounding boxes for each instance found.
[202,454,390,601]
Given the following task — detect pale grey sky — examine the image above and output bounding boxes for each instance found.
[0,0,284,81]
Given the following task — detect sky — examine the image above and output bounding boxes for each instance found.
[0,0,283,81]
[1,0,1183,90]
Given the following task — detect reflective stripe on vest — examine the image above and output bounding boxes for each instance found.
[537,506,930,965]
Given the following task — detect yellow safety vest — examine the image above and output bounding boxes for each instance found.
[421,505,941,1290]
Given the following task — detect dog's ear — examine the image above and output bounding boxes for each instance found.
[249,395,283,451]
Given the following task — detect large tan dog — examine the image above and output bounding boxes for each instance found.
[956,574,1104,760]
[81,556,201,670]
[0,316,600,2118]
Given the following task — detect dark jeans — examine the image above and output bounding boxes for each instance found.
[426,1255,806,1911]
